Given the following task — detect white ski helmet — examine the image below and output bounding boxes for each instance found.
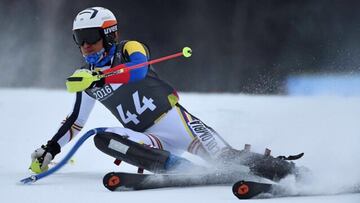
[73,7,118,50]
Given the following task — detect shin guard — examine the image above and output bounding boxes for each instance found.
[94,132,170,173]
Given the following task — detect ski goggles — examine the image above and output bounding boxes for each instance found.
[73,28,103,46]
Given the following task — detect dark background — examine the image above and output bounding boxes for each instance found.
[1,0,360,93]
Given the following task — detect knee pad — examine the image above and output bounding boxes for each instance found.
[93,131,170,173]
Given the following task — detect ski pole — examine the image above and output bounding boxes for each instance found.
[20,128,105,184]
[100,46,192,78]
[66,47,192,93]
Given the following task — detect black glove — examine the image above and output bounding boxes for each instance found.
[30,140,61,172]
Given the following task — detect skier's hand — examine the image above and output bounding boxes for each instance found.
[30,140,61,174]
[66,69,102,92]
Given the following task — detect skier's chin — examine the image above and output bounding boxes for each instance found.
[83,50,95,56]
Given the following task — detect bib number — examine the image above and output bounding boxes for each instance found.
[116,91,156,125]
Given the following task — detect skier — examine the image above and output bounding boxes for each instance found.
[30,7,300,180]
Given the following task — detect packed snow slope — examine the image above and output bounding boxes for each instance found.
[0,89,359,203]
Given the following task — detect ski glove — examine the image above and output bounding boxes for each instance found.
[30,140,61,174]
[66,69,104,92]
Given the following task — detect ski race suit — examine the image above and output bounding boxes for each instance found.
[50,40,230,163]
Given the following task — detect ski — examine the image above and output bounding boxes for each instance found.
[103,171,262,191]
[232,180,360,199]
[232,180,273,199]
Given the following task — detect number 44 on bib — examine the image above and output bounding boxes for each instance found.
[116,91,156,125]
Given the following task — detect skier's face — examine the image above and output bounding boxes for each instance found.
[80,39,104,56]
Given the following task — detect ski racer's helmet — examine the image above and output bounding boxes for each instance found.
[73,7,118,51]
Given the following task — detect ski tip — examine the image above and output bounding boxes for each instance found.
[232,181,251,199]
[103,172,121,191]
[232,180,273,199]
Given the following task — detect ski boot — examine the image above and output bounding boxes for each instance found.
[217,145,304,181]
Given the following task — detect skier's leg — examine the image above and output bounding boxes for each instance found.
[93,127,195,173]
[177,105,301,180]
[145,104,231,161]
[145,105,302,180]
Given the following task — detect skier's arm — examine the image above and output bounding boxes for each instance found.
[30,91,95,173]
[51,91,95,147]
[102,40,149,84]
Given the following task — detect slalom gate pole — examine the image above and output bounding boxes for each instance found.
[20,128,105,184]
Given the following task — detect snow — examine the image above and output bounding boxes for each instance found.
[0,88,359,202]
